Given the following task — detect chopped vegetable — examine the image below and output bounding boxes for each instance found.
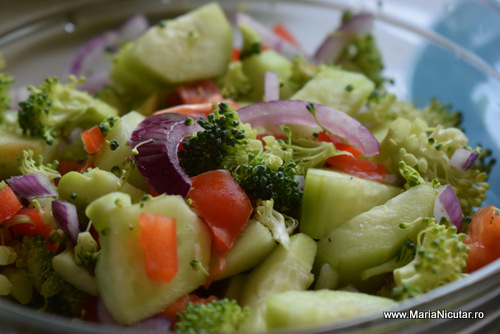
[175,298,249,334]
[139,213,178,282]
[0,183,23,223]
[392,219,469,300]
[463,205,500,272]
[188,169,253,254]
[81,125,106,155]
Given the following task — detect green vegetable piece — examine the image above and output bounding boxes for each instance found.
[0,245,17,265]
[2,268,33,305]
[291,66,375,115]
[52,248,97,296]
[0,274,12,296]
[392,220,469,300]
[17,76,118,146]
[94,111,149,190]
[85,192,212,325]
[239,233,317,332]
[0,128,57,180]
[301,168,401,239]
[117,2,233,86]
[241,49,294,101]
[57,168,146,218]
[214,220,276,281]
[265,289,396,330]
[316,184,437,291]
[175,298,249,334]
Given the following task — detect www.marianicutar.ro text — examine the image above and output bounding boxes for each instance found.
[383,309,485,320]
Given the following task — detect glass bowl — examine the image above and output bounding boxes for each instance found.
[1,0,499,333]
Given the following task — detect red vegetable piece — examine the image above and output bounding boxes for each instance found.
[139,213,178,282]
[188,169,253,254]
[464,205,500,272]
[0,185,23,223]
[81,125,106,154]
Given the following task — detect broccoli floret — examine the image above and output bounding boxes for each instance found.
[391,220,469,300]
[361,239,416,281]
[17,76,118,145]
[281,127,336,175]
[14,234,89,317]
[179,102,303,213]
[175,298,249,334]
[253,199,298,249]
[74,231,99,267]
[220,61,252,100]
[377,117,490,216]
[331,12,386,90]
[15,235,55,292]
[17,149,61,181]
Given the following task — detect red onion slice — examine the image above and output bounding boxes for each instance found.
[65,13,149,92]
[450,148,479,170]
[313,12,374,64]
[119,13,149,41]
[434,185,463,231]
[237,100,379,157]
[129,113,202,197]
[234,12,307,59]
[51,200,80,244]
[6,173,58,200]
[264,71,280,102]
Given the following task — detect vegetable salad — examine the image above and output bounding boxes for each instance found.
[0,2,498,333]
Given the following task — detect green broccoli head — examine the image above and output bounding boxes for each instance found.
[220,61,252,100]
[15,234,54,292]
[377,117,490,216]
[175,298,249,334]
[17,76,118,145]
[392,220,469,301]
[179,102,303,213]
[17,149,61,181]
[15,234,89,317]
[179,102,248,176]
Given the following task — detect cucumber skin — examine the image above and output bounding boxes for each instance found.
[86,192,211,325]
[265,289,396,330]
[291,66,374,115]
[214,220,276,281]
[300,168,401,239]
[239,233,317,332]
[128,2,233,84]
[94,111,149,191]
[316,184,437,290]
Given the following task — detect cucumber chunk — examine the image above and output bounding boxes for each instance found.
[52,248,97,296]
[86,192,212,324]
[215,220,276,281]
[300,168,401,239]
[239,233,317,332]
[316,184,437,290]
[291,66,374,115]
[125,2,233,84]
[265,289,396,330]
[57,168,145,222]
[241,50,293,101]
[94,111,148,191]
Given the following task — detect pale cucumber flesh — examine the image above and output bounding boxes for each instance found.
[265,289,396,330]
[238,233,317,332]
[316,184,437,290]
[86,193,212,324]
[300,168,401,239]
